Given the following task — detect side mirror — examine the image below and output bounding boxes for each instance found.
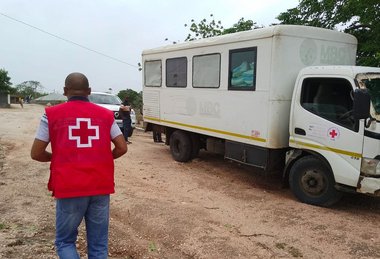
[353,88,371,120]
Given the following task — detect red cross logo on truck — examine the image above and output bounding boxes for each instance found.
[327,127,340,140]
[68,118,99,148]
[329,129,337,138]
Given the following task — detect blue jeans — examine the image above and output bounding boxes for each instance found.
[123,117,132,141]
[55,195,110,259]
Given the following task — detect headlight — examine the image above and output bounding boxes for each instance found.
[361,157,380,176]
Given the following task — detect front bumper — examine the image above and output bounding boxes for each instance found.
[357,176,380,196]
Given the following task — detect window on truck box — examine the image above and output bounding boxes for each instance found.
[228,47,257,91]
[144,60,162,87]
[301,77,356,131]
[166,57,187,87]
[192,53,221,88]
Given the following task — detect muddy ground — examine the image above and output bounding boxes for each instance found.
[0,103,379,259]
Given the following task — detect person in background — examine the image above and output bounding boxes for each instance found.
[30,72,127,259]
[153,130,163,143]
[152,125,163,143]
[18,96,23,108]
[120,96,132,144]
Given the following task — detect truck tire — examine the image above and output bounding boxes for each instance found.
[289,156,342,207]
[190,133,200,158]
[170,130,192,162]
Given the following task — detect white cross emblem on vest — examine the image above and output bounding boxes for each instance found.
[68,118,99,148]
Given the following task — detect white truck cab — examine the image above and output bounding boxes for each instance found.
[142,25,380,206]
[287,66,380,205]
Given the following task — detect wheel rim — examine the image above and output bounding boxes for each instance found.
[300,170,327,196]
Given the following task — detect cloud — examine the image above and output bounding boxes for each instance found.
[0,0,298,93]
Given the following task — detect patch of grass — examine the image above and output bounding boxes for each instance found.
[7,239,23,247]
[0,223,6,231]
[224,224,233,229]
[275,242,303,257]
[148,241,157,252]
[288,246,303,257]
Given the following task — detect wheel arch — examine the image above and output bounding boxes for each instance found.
[283,149,334,187]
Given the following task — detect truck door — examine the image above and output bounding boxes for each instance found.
[291,77,364,188]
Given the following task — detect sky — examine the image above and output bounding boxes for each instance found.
[1,0,299,94]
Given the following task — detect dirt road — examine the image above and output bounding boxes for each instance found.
[0,104,380,259]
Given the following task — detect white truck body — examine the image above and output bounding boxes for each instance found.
[142,25,380,206]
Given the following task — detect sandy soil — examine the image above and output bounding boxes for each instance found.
[0,103,380,259]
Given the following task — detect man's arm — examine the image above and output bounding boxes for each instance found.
[112,134,127,159]
[118,106,125,119]
[31,139,51,162]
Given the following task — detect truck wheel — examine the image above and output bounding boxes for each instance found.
[289,156,342,207]
[170,130,192,162]
[190,133,200,158]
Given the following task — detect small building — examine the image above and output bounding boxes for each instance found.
[0,92,10,108]
[32,93,67,105]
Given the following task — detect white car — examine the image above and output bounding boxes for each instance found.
[88,92,136,137]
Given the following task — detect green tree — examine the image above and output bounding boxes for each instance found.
[117,89,142,111]
[15,81,44,98]
[222,18,260,34]
[184,14,259,41]
[277,0,380,67]
[0,69,13,93]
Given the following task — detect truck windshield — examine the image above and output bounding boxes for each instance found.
[88,94,121,105]
[357,73,380,117]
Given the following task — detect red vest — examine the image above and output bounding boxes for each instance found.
[46,100,115,198]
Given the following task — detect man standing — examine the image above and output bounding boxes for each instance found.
[31,72,127,259]
[18,96,23,108]
[120,95,132,144]
[152,125,163,143]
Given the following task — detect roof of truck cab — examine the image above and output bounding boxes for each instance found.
[142,25,357,55]
[299,66,380,78]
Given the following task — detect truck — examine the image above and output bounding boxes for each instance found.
[142,25,380,206]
